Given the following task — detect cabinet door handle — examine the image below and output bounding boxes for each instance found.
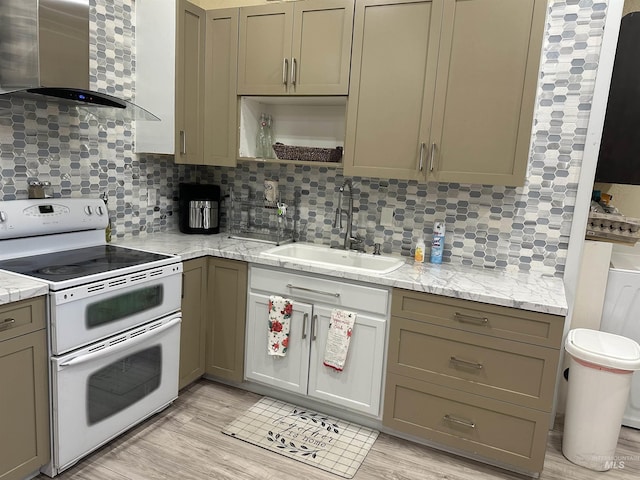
[291,57,297,86]
[282,58,289,86]
[443,414,475,429]
[418,142,425,171]
[429,142,436,171]
[302,313,308,339]
[311,314,318,341]
[450,356,483,370]
[179,130,186,155]
[454,312,488,326]
[286,284,340,298]
[0,318,16,329]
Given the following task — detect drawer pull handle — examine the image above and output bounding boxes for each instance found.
[302,313,308,340]
[450,356,483,370]
[454,312,488,326]
[443,414,475,429]
[286,284,340,298]
[0,318,16,329]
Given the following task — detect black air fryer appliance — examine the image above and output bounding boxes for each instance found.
[179,183,221,234]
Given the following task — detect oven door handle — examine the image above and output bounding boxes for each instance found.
[58,317,181,369]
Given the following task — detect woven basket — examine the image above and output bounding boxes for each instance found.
[272,143,343,162]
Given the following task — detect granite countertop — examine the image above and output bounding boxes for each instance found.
[115,232,568,316]
[0,231,568,315]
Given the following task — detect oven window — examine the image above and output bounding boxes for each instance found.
[86,285,164,328]
[87,346,162,425]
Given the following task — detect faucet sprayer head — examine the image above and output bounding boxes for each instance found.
[339,178,353,193]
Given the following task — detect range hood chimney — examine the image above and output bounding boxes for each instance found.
[0,0,158,121]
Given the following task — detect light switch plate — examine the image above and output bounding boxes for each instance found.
[380,207,394,227]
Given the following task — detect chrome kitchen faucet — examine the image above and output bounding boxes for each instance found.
[333,179,364,251]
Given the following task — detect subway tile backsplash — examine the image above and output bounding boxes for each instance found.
[0,0,607,277]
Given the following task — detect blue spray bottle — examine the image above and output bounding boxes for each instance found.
[430,221,445,264]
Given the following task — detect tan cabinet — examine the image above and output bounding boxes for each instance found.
[383,289,564,474]
[345,0,546,186]
[179,258,208,390]
[205,257,248,382]
[204,8,239,167]
[175,0,206,165]
[138,1,238,167]
[345,0,441,181]
[179,256,248,387]
[238,0,354,95]
[0,297,50,480]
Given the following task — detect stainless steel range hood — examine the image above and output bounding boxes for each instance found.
[0,0,158,121]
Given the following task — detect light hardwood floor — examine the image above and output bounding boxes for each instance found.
[42,380,640,479]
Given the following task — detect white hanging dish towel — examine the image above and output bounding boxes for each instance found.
[323,308,357,371]
[268,295,293,357]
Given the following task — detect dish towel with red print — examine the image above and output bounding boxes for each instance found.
[268,295,293,357]
[323,308,356,371]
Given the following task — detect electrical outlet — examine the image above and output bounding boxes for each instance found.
[148,189,157,205]
[380,207,394,227]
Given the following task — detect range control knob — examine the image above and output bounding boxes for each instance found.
[96,205,104,216]
[0,211,6,222]
[84,206,93,215]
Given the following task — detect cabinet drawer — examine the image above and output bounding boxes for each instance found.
[391,288,563,348]
[251,266,389,315]
[388,317,559,410]
[383,373,548,474]
[0,297,46,342]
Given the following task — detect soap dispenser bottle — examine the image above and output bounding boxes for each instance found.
[414,238,426,263]
[430,221,445,264]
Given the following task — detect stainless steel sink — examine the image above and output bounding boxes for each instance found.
[261,243,405,275]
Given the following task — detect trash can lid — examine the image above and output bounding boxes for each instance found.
[565,329,640,371]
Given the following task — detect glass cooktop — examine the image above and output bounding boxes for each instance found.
[0,245,173,283]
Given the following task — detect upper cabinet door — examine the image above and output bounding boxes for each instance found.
[238,0,354,95]
[290,0,354,95]
[429,0,546,186]
[175,0,206,165]
[344,0,442,180]
[237,3,294,95]
[204,8,239,167]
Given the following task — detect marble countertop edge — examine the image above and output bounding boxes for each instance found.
[115,232,568,317]
[0,271,49,306]
[0,231,568,316]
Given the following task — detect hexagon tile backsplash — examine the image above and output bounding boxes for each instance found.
[0,0,608,277]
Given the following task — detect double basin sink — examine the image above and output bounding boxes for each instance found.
[261,242,405,275]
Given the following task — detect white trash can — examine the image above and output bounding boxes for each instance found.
[563,328,640,471]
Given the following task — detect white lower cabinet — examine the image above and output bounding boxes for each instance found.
[246,293,312,395]
[245,266,388,417]
[307,304,386,415]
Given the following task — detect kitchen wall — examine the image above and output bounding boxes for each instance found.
[589,0,640,220]
[0,0,609,277]
[593,183,640,218]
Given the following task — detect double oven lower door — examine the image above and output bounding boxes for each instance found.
[50,314,181,474]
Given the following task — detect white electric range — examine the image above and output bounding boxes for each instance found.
[0,198,183,476]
